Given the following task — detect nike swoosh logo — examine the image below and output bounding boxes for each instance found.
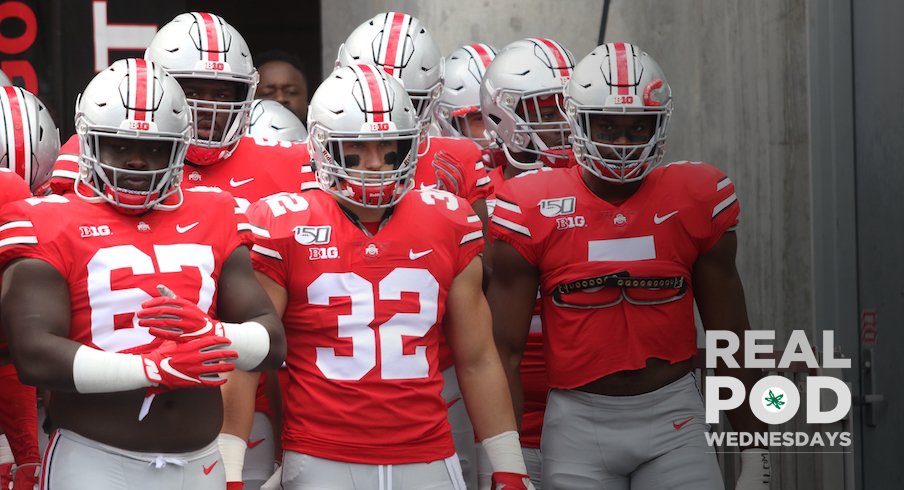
[160,358,200,384]
[409,249,433,260]
[653,210,679,224]
[230,177,254,187]
[203,461,218,475]
[446,397,462,409]
[176,222,199,233]
[672,416,694,429]
[247,438,266,449]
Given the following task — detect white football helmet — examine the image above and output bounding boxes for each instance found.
[0,69,10,86]
[74,58,191,213]
[480,38,575,170]
[336,12,443,136]
[0,86,60,192]
[435,43,497,145]
[308,64,419,209]
[564,43,672,183]
[145,12,258,165]
[247,99,307,142]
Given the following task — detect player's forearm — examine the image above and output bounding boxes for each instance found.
[220,369,260,439]
[456,350,519,441]
[11,336,82,391]
[222,314,286,371]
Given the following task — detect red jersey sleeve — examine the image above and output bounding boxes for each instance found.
[445,193,485,274]
[674,162,740,253]
[0,195,68,274]
[41,134,80,196]
[0,170,32,205]
[456,140,494,202]
[488,170,552,266]
[245,195,293,288]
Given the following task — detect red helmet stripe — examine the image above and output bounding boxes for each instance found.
[380,12,408,77]
[537,38,572,78]
[613,42,631,95]
[131,58,149,121]
[2,87,27,179]
[469,43,495,71]
[198,12,222,62]
[359,65,386,123]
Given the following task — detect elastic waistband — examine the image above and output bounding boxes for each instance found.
[555,372,698,409]
[55,429,218,463]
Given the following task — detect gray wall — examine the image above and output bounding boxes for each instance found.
[320,0,603,76]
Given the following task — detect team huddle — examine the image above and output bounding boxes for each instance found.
[0,10,772,490]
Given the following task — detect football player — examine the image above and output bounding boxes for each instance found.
[489,43,770,490]
[435,44,498,152]
[44,12,312,212]
[0,59,285,490]
[255,50,310,123]
[481,38,577,181]
[240,64,533,490]
[0,85,59,489]
[336,15,496,486]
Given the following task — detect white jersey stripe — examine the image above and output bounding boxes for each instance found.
[491,215,531,238]
[712,193,738,218]
[493,199,522,214]
[460,230,483,245]
[0,220,33,232]
[251,244,283,261]
[0,236,38,248]
[716,177,732,191]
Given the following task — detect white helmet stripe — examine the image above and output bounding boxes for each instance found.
[377,12,412,77]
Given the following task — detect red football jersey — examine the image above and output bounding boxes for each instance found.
[415,136,493,204]
[45,135,314,212]
[0,188,250,354]
[491,163,740,388]
[248,187,483,464]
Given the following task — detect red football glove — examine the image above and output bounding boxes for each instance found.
[226,482,244,490]
[137,285,225,341]
[432,150,464,195]
[140,336,236,393]
[492,472,535,490]
[11,463,39,490]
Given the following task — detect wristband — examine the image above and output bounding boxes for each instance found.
[481,431,527,475]
[72,346,151,393]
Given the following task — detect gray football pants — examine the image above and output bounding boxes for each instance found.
[42,429,223,490]
[541,373,725,490]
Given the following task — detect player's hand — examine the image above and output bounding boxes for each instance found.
[432,150,463,195]
[736,448,771,490]
[140,336,236,391]
[491,472,535,490]
[137,285,225,341]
